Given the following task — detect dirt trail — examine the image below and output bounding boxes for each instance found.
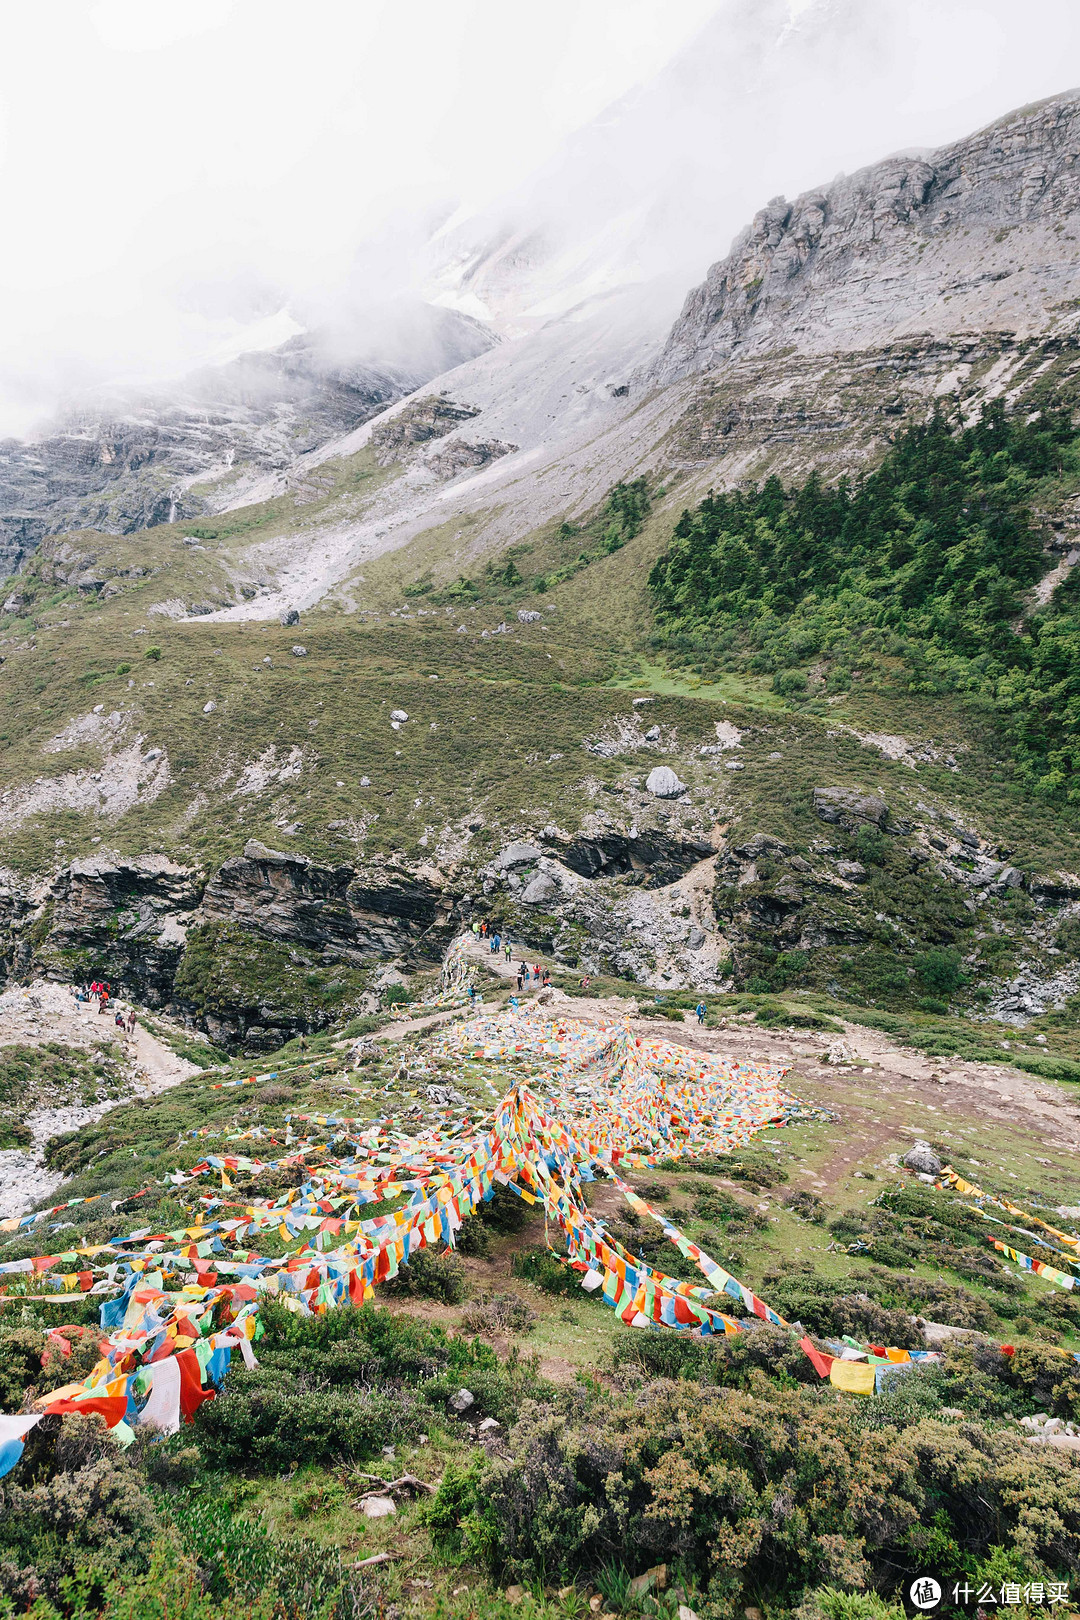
[0,981,202,1220]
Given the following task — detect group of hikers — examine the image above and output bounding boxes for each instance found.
[73,980,138,1036]
[469,918,552,994]
[466,918,708,1024]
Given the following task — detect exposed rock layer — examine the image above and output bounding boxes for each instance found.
[656,90,1080,381]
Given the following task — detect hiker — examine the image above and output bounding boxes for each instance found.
[696,1001,707,1026]
[115,1011,126,1030]
[467,984,477,1005]
[516,969,524,991]
[98,994,109,1014]
[491,931,500,954]
[580,974,591,992]
[504,939,512,962]
[127,1009,137,1034]
[480,920,488,938]
[532,963,541,982]
[508,994,519,1012]
[471,920,480,937]
[542,970,551,988]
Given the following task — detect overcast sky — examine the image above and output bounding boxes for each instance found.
[3,0,1080,434]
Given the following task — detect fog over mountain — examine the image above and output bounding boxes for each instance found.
[5,0,1080,440]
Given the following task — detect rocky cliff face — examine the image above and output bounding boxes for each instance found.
[655,90,1080,382]
[202,839,452,963]
[12,855,202,1004]
[0,307,494,576]
[0,839,460,1049]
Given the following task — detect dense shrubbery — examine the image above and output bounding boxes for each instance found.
[195,1299,550,1470]
[384,1243,467,1303]
[649,402,1080,797]
[435,1358,1080,1607]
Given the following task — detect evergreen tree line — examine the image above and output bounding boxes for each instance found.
[648,401,1080,798]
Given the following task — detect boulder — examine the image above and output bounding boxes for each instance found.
[903,1141,942,1176]
[449,1387,475,1413]
[521,873,559,904]
[390,709,409,722]
[242,838,307,865]
[361,1497,396,1518]
[919,1319,983,1348]
[813,786,887,828]
[492,842,543,872]
[291,644,307,657]
[628,1567,668,1601]
[646,766,687,799]
[280,609,300,627]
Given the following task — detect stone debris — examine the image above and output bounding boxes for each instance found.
[813,786,888,829]
[291,645,307,657]
[280,609,300,627]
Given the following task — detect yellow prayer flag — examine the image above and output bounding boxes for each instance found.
[829,1358,876,1396]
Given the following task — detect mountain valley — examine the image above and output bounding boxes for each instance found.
[2,46,1080,1620]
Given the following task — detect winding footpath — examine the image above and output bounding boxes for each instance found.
[0,981,201,1220]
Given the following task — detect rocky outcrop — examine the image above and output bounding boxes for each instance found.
[369,397,482,466]
[655,90,1080,383]
[27,855,202,1004]
[426,437,517,480]
[199,839,453,965]
[475,832,726,989]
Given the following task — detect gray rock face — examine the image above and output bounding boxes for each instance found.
[492,842,543,872]
[279,610,300,628]
[646,766,687,799]
[813,787,888,829]
[521,873,559,905]
[202,847,448,967]
[24,855,202,1004]
[655,90,1080,383]
[903,1141,943,1176]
